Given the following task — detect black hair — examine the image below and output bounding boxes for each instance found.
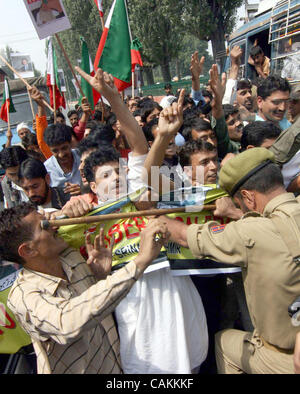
[202,89,213,101]
[0,202,36,265]
[240,121,281,151]
[140,102,162,123]
[164,83,172,90]
[19,158,47,180]
[237,79,252,91]
[77,125,115,156]
[0,146,28,170]
[21,133,38,150]
[200,102,212,116]
[249,45,264,58]
[26,150,45,162]
[133,109,141,117]
[257,75,291,99]
[106,113,117,127]
[83,146,121,183]
[182,117,212,141]
[142,118,158,142]
[43,123,72,146]
[179,139,216,167]
[85,120,99,132]
[93,110,103,122]
[222,104,239,120]
[49,111,65,124]
[67,110,78,118]
[90,124,116,144]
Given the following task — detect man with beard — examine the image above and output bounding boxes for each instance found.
[18,158,70,210]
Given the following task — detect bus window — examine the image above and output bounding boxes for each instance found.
[272,32,300,82]
[270,9,300,82]
[247,28,271,81]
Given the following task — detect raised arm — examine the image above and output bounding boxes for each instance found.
[73,97,92,141]
[142,90,185,194]
[75,67,148,156]
[209,64,226,120]
[222,46,242,105]
[28,86,52,159]
[190,51,205,106]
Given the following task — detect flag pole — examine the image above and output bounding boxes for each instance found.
[55,33,85,98]
[52,84,57,124]
[0,54,54,113]
[7,102,10,135]
[132,70,135,98]
[5,94,12,148]
[100,16,105,30]
[40,204,217,229]
[27,86,35,119]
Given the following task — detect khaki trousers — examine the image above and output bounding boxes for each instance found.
[215,329,294,374]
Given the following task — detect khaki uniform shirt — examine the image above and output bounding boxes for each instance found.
[7,248,140,374]
[187,193,300,350]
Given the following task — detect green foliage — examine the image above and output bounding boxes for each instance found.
[50,0,103,100]
[127,0,184,81]
[181,0,244,41]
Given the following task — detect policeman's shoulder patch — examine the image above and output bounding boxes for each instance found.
[210,224,226,234]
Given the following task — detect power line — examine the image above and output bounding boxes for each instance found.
[0,31,34,38]
[0,37,41,44]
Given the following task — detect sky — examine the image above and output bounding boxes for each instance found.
[0,0,249,76]
[0,0,47,74]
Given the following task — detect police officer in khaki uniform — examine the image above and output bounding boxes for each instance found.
[160,147,300,373]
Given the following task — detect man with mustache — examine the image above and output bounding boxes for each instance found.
[18,158,70,210]
[255,75,291,131]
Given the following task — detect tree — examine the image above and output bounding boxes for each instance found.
[0,46,15,80]
[127,0,184,83]
[169,35,214,80]
[181,0,243,70]
[48,0,103,100]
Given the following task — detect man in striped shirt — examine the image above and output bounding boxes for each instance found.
[2,203,169,374]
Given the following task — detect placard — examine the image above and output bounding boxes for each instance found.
[10,53,34,79]
[57,68,66,92]
[23,0,71,40]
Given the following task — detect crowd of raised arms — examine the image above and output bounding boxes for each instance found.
[0,43,300,375]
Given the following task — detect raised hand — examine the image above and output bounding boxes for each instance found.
[157,89,185,138]
[85,228,115,280]
[28,86,45,107]
[230,46,243,66]
[209,64,226,105]
[75,66,118,100]
[190,51,205,80]
[81,96,92,116]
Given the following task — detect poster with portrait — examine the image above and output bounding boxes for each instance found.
[11,53,35,78]
[57,68,66,92]
[23,0,71,40]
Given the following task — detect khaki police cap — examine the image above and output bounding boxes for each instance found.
[219,147,275,196]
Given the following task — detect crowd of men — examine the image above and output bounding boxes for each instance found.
[1,44,300,374]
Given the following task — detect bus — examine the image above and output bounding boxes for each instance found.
[227,0,300,84]
[0,76,51,144]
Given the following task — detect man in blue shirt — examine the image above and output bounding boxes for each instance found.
[43,123,81,194]
[255,75,291,131]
